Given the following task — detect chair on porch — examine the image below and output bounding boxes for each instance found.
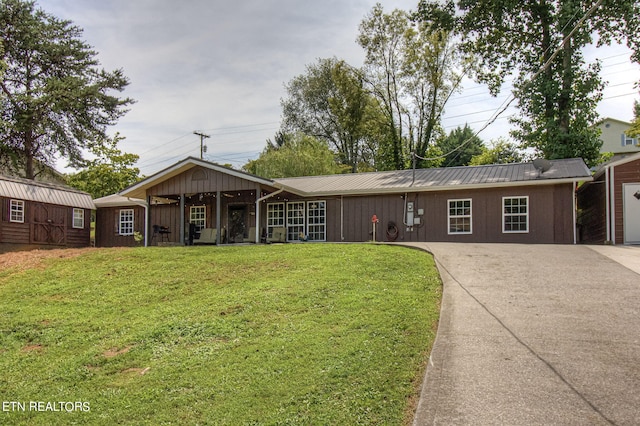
[152,225,171,243]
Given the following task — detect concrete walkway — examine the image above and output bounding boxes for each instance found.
[408,243,640,426]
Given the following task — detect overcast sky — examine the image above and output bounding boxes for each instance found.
[43,0,640,175]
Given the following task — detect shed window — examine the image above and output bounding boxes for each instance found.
[190,206,206,231]
[73,208,85,229]
[119,209,134,236]
[10,199,24,223]
[267,203,285,239]
[503,197,529,233]
[448,199,472,234]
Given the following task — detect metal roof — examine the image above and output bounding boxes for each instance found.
[274,158,592,196]
[0,175,96,210]
[120,156,276,200]
[93,194,146,208]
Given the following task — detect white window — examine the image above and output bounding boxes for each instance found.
[622,133,638,147]
[286,202,306,241]
[190,206,206,231]
[307,201,326,241]
[119,209,134,236]
[10,199,24,223]
[72,208,85,229]
[267,203,285,239]
[503,196,529,233]
[448,199,472,234]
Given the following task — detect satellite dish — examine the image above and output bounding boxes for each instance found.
[532,158,552,174]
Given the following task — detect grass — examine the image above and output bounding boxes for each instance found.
[0,244,441,425]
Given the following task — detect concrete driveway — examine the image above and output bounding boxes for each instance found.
[408,243,640,425]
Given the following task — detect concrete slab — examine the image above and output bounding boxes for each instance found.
[409,243,640,426]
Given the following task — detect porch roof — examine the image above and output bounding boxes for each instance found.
[120,157,277,200]
[0,174,95,210]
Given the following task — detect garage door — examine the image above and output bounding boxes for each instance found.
[623,183,640,244]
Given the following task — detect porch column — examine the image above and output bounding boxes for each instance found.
[180,194,185,245]
[216,190,221,245]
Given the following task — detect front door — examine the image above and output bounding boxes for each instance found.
[623,183,640,244]
[228,205,247,243]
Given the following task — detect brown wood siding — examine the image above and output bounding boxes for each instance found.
[612,159,640,243]
[148,167,257,196]
[329,184,574,244]
[96,206,146,247]
[577,177,607,244]
[0,198,90,249]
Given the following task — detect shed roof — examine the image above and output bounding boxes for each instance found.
[274,158,592,196]
[593,151,640,179]
[0,175,95,209]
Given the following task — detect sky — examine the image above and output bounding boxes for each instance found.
[42,0,640,175]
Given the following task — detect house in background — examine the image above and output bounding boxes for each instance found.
[577,152,640,245]
[0,175,95,252]
[95,156,592,247]
[596,117,639,158]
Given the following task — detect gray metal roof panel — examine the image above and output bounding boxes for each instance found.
[275,158,591,196]
[0,175,95,209]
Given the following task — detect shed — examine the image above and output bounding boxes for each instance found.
[101,156,591,246]
[0,175,95,252]
[577,152,640,244]
[93,194,147,247]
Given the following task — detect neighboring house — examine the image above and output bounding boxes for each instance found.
[596,117,640,156]
[577,152,640,245]
[0,175,95,252]
[96,156,592,247]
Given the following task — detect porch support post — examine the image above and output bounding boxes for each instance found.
[216,190,221,245]
[180,194,185,245]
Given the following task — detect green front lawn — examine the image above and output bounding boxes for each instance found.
[0,244,441,425]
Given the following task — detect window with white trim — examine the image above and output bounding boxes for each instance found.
[503,196,529,233]
[190,206,206,231]
[307,201,326,241]
[10,199,24,223]
[72,208,85,229]
[119,209,134,236]
[286,201,306,241]
[622,133,638,147]
[448,199,472,234]
[267,203,285,239]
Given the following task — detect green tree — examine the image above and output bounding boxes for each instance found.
[436,124,484,167]
[281,58,381,172]
[418,0,640,167]
[628,99,640,138]
[243,133,345,179]
[0,0,133,179]
[469,138,525,166]
[65,133,140,198]
[358,4,461,169]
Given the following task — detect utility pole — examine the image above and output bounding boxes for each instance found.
[193,131,210,159]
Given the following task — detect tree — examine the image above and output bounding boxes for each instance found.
[436,124,484,167]
[0,0,133,179]
[469,138,525,166]
[243,133,345,179]
[418,0,640,167]
[358,4,461,169]
[65,133,140,198]
[281,57,380,172]
[628,99,640,138]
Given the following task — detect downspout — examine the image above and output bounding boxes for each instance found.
[131,197,149,247]
[610,166,616,244]
[605,167,611,243]
[572,182,577,245]
[255,188,285,243]
[341,195,344,241]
